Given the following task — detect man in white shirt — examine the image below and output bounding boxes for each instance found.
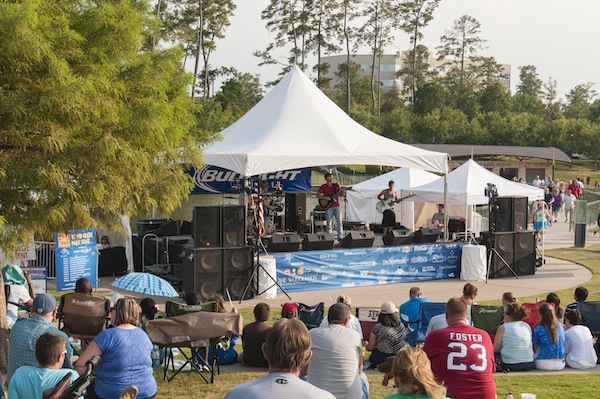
[532,175,541,187]
[319,295,363,339]
[3,265,35,329]
[563,189,577,223]
[225,318,334,399]
[564,310,597,369]
[307,303,368,399]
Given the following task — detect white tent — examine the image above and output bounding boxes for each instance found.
[346,168,440,229]
[203,66,448,177]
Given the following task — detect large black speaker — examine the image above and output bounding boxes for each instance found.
[513,231,536,276]
[488,232,515,278]
[341,231,375,248]
[183,248,223,299]
[383,229,414,246]
[302,233,335,251]
[285,193,307,232]
[223,247,254,300]
[222,205,245,247]
[193,206,222,247]
[269,234,301,252]
[495,197,528,232]
[413,228,441,244]
[137,218,168,236]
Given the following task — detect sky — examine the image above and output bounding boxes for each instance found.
[209,0,600,100]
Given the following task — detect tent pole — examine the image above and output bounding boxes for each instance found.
[443,174,448,241]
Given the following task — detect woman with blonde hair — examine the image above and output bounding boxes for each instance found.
[532,303,566,370]
[382,346,449,399]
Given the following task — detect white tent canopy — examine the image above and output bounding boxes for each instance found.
[346,168,440,229]
[405,159,545,205]
[203,66,448,177]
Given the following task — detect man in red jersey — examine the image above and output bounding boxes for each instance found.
[316,173,344,240]
[423,297,496,399]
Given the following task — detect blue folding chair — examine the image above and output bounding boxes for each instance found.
[407,302,446,346]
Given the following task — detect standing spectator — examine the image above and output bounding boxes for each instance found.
[551,188,562,223]
[319,295,363,339]
[424,297,496,399]
[566,286,589,314]
[364,301,408,369]
[595,208,600,236]
[493,302,534,371]
[400,287,430,330]
[306,303,368,399]
[240,303,272,367]
[7,294,73,386]
[567,180,580,198]
[3,264,35,329]
[564,310,598,369]
[543,187,554,208]
[532,303,566,370]
[563,189,576,223]
[225,319,335,399]
[532,175,541,187]
[586,175,591,186]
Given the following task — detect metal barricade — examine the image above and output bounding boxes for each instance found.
[29,241,56,279]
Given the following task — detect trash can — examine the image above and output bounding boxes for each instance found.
[574,223,586,247]
[574,200,587,247]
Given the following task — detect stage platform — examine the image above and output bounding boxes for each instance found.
[271,242,464,293]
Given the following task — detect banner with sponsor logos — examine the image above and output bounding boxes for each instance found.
[273,243,464,292]
[55,228,98,292]
[188,165,311,194]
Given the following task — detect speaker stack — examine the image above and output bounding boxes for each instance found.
[187,205,254,299]
[302,233,335,251]
[494,197,528,232]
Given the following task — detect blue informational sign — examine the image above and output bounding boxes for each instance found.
[187,165,312,194]
[22,266,47,294]
[55,228,98,292]
[273,243,464,293]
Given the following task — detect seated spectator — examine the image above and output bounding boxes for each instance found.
[8,294,73,387]
[8,332,79,399]
[139,297,161,324]
[307,303,368,399]
[364,301,407,369]
[240,303,272,367]
[532,303,566,370]
[545,293,564,321]
[400,287,430,330]
[74,298,157,399]
[381,346,449,399]
[565,286,588,314]
[493,302,534,371]
[462,283,478,325]
[319,295,363,339]
[3,264,35,329]
[564,310,597,369]
[185,291,203,307]
[502,292,517,306]
[225,319,335,399]
[282,302,298,319]
[425,313,448,337]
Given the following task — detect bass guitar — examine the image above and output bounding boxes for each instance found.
[376,193,415,214]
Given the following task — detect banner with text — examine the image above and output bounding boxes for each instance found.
[188,165,311,194]
[55,228,97,292]
[273,243,463,293]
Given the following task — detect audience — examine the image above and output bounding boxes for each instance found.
[400,287,430,330]
[225,318,335,399]
[381,346,449,399]
[240,303,272,367]
[545,293,564,321]
[139,297,160,323]
[364,301,408,369]
[306,303,368,399]
[564,310,598,369]
[502,292,517,306]
[8,332,78,399]
[532,303,566,370]
[566,286,588,314]
[281,302,298,319]
[462,283,478,325]
[493,302,534,371]
[3,264,35,329]
[319,295,363,339]
[424,297,496,399]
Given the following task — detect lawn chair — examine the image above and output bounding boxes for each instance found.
[57,293,110,352]
[295,302,325,330]
[407,302,446,346]
[578,301,600,336]
[356,308,380,339]
[471,304,503,342]
[522,301,546,331]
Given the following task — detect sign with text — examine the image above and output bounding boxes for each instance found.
[55,228,97,292]
[22,266,47,294]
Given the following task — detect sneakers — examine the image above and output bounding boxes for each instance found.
[363,361,372,370]
[119,386,138,399]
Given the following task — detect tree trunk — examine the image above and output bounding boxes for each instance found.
[0,273,8,374]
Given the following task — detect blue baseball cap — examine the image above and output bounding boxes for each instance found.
[32,294,57,315]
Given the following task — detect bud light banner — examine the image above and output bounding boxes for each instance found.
[273,243,464,293]
[188,165,311,194]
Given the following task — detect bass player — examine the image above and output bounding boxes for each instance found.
[316,173,344,241]
[376,180,407,236]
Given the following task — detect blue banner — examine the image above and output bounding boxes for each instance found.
[55,228,98,292]
[273,243,464,292]
[188,165,311,194]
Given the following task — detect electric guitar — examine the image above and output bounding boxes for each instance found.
[376,193,416,214]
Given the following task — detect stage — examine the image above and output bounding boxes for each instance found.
[271,242,464,293]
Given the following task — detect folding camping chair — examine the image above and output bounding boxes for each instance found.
[578,301,600,336]
[295,302,325,330]
[57,293,110,353]
[522,301,546,331]
[471,304,503,342]
[406,302,446,346]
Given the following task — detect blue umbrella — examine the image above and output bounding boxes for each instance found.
[111,272,179,298]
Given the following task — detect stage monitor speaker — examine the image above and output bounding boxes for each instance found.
[193,206,222,248]
[494,197,528,232]
[514,231,536,276]
[341,231,375,248]
[222,205,245,247]
[183,248,223,298]
[180,220,192,235]
[488,232,515,278]
[302,233,335,251]
[153,219,180,237]
[223,246,254,300]
[383,229,414,246]
[269,234,301,252]
[413,228,441,244]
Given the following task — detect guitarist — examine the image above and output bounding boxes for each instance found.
[316,173,344,240]
[377,180,404,236]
